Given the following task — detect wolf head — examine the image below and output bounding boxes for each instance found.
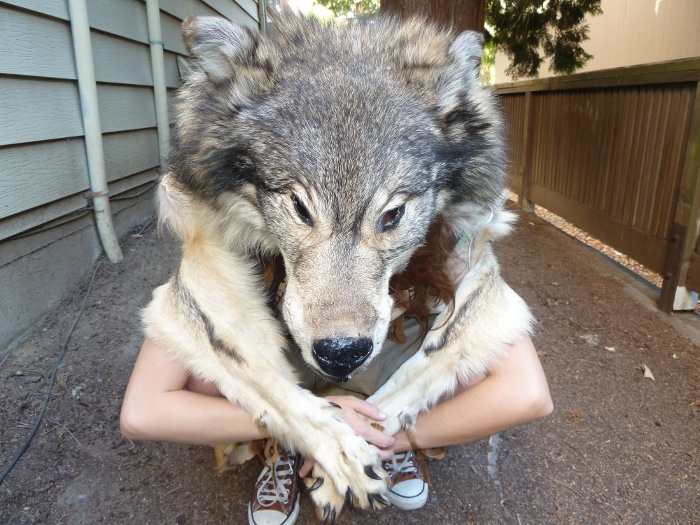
[161,15,507,382]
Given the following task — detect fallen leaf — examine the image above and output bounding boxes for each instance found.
[605,346,615,352]
[567,408,584,424]
[693,399,700,406]
[641,364,655,380]
[422,447,446,460]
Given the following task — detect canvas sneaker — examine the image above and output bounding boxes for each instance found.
[248,440,302,525]
[383,450,429,511]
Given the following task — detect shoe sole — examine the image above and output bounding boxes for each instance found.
[388,483,429,511]
[248,497,300,525]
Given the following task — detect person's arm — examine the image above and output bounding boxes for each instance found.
[390,334,553,453]
[120,338,263,445]
[120,338,395,451]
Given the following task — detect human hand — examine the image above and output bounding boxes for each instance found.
[299,395,396,477]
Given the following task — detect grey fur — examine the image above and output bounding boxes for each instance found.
[167,14,508,378]
[146,14,530,517]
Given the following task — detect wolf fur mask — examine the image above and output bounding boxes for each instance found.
[147,14,531,517]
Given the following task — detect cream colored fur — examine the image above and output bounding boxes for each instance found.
[145,178,387,511]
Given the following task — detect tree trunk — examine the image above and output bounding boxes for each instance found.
[380,0,486,33]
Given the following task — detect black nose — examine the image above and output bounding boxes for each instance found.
[311,337,373,381]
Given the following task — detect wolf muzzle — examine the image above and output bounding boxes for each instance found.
[312,337,373,381]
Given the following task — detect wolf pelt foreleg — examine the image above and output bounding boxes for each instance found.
[368,235,533,437]
[142,245,386,513]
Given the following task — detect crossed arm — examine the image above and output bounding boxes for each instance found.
[120,334,552,462]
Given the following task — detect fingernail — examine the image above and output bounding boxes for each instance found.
[378,410,387,419]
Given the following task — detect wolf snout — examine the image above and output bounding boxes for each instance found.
[312,337,373,381]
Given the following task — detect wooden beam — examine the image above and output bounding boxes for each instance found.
[663,81,700,308]
[528,184,668,273]
[494,58,700,95]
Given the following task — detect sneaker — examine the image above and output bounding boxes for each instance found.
[248,440,302,525]
[383,450,429,511]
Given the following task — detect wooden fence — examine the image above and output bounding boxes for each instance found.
[494,58,700,312]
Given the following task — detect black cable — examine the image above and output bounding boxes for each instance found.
[0,261,102,486]
[108,181,157,201]
[2,181,156,244]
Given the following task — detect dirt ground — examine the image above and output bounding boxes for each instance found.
[1,209,699,525]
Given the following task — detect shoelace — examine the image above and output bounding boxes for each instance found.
[255,453,296,506]
[385,452,418,477]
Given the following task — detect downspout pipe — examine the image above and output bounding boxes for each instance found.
[67,0,123,263]
[145,0,170,160]
[258,0,268,35]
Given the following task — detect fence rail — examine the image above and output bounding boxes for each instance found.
[494,58,700,312]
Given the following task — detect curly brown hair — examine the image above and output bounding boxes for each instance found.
[389,216,457,328]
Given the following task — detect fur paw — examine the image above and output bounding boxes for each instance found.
[368,394,417,436]
[306,446,388,519]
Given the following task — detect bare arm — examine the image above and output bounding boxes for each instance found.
[120,338,394,450]
[121,335,551,453]
[120,337,262,445]
[391,334,553,453]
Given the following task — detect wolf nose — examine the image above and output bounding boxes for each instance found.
[311,337,373,381]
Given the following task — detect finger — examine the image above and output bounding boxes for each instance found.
[300,457,315,478]
[378,448,394,461]
[356,421,396,449]
[347,398,387,421]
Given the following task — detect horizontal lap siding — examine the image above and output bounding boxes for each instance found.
[0,140,89,220]
[0,78,82,146]
[0,6,76,79]
[0,0,69,19]
[0,0,261,348]
[104,130,160,182]
[0,0,258,235]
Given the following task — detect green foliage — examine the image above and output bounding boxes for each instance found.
[315,0,379,17]
[314,0,601,79]
[485,0,602,79]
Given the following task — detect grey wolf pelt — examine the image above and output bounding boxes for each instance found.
[142,14,532,518]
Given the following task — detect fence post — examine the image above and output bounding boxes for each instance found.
[659,80,700,312]
[518,91,535,212]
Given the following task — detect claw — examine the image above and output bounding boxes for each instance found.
[345,488,355,510]
[364,465,382,480]
[328,401,342,409]
[309,477,324,492]
[368,494,378,511]
[372,492,390,506]
[329,509,337,524]
[322,505,330,523]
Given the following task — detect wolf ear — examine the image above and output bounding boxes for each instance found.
[389,23,484,116]
[182,16,278,88]
[436,30,484,113]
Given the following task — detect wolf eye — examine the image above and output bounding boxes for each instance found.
[377,204,405,232]
[291,193,314,226]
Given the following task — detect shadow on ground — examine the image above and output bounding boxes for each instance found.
[1,211,698,524]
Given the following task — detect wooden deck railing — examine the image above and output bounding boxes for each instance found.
[494,58,700,312]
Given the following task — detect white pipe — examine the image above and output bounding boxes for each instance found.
[258,0,267,35]
[68,0,123,263]
[146,0,170,160]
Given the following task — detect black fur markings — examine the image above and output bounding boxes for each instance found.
[175,273,245,363]
[424,280,487,355]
